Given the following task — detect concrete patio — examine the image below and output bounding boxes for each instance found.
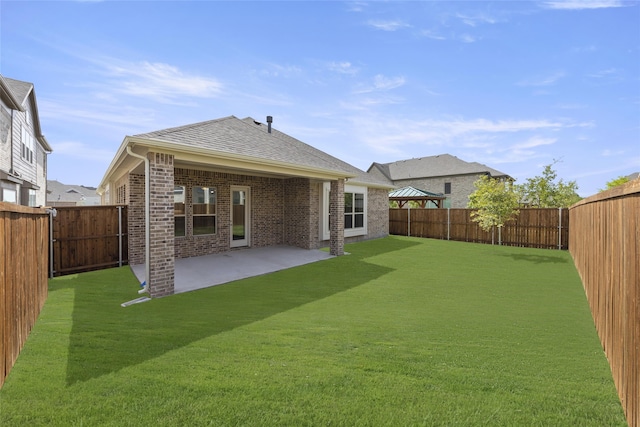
[130,246,334,294]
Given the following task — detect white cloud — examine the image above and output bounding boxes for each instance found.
[459,34,478,43]
[347,114,591,165]
[554,103,588,109]
[511,136,557,149]
[257,63,303,78]
[543,0,627,9]
[39,99,157,131]
[354,74,406,94]
[346,2,368,12]
[367,20,411,31]
[588,68,621,78]
[54,141,117,161]
[106,61,222,102]
[419,30,447,40]
[372,74,406,91]
[601,149,626,156]
[518,72,566,86]
[327,61,359,75]
[456,13,498,27]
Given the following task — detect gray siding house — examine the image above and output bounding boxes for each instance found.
[98,115,392,298]
[368,154,511,208]
[0,75,52,206]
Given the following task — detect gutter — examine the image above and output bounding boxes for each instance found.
[126,145,150,295]
[127,136,358,181]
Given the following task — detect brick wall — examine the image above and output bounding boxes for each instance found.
[366,188,390,239]
[394,174,482,208]
[127,173,145,265]
[283,177,319,250]
[173,168,285,259]
[147,152,175,297]
[330,179,345,256]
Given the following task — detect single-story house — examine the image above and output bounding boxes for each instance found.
[98,115,393,297]
[368,154,512,208]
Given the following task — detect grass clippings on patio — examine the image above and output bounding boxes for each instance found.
[0,237,626,426]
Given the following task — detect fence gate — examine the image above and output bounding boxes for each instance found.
[50,205,128,276]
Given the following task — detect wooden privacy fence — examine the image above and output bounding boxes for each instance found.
[1,202,49,389]
[390,208,569,249]
[51,205,128,276]
[570,179,639,427]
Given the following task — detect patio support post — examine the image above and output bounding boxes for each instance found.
[329,179,345,256]
[147,152,175,297]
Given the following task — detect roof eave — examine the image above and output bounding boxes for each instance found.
[0,76,25,111]
[98,135,359,194]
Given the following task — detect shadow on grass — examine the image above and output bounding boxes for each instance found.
[497,252,569,265]
[63,238,419,385]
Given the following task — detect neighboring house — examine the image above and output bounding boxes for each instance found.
[368,154,512,208]
[0,75,52,206]
[47,180,101,206]
[98,115,393,297]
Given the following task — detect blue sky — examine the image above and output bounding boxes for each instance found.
[2,0,639,197]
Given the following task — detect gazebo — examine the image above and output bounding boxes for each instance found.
[389,186,446,208]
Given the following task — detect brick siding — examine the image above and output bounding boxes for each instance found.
[147,152,175,297]
[127,173,145,265]
[283,177,319,250]
[173,168,286,258]
[329,179,345,256]
[393,174,483,208]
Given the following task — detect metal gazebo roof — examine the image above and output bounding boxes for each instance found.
[389,186,446,208]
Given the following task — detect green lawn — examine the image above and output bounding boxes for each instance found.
[0,236,626,426]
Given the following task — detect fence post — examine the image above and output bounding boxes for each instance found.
[447,208,450,240]
[407,205,411,237]
[558,207,562,250]
[47,208,56,278]
[117,205,123,267]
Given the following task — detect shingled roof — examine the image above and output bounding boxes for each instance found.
[101,115,392,191]
[131,115,391,187]
[368,154,511,181]
[0,74,52,152]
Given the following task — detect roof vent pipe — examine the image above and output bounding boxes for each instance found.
[266,116,273,133]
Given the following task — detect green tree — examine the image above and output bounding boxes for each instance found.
[517,161,581,207]
[467,175,520,244]
[600,175,630,192]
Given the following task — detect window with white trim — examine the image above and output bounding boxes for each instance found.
[28,189,36,207]
[174,186,186,237]
[320,182,367,240]
[344,191,364,230]
[21,125,34,164]
[2,188,17,203]
[192,186,216,235]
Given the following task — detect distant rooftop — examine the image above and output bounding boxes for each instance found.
[369,154,511,181]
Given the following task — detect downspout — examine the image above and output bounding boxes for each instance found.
[10,110,14,174]
[126,145,150,293]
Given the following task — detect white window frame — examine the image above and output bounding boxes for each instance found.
[174,185,186,237]
[320,182,367,240]
[21,124,34,164]
[28,189,36,207]
[2,188,17,204]
[192,186,217,236]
